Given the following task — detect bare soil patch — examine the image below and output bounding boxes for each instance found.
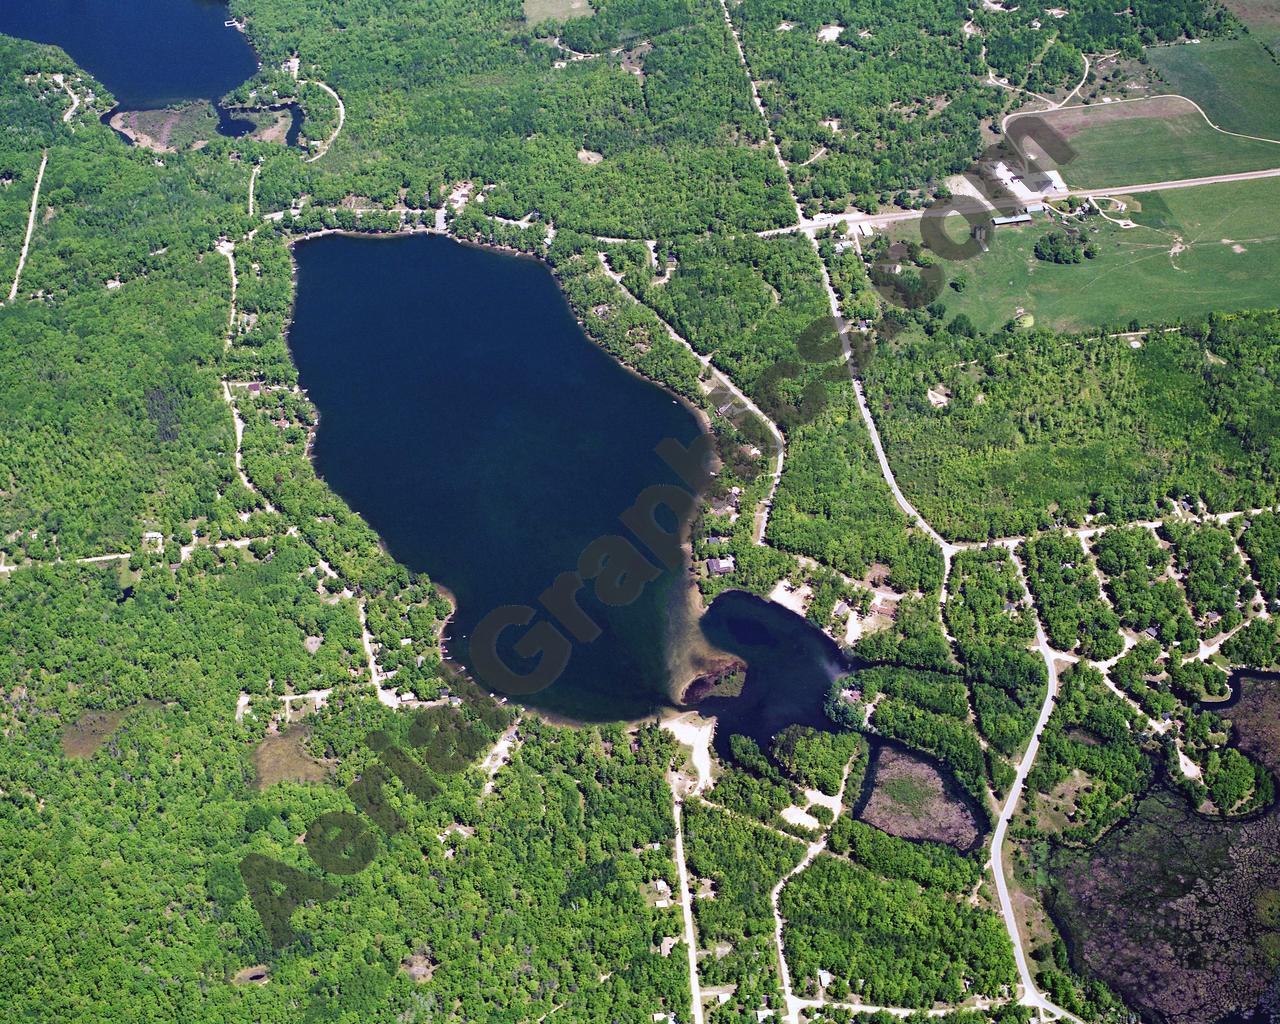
[1222,0,1280,31]
[525,0,593,24]
[232,965,270,985]
[60,700,161,759]
[1035,768,1093,834]
[61,708,130,759]
[400,949,436,982]
[255,109,293,145]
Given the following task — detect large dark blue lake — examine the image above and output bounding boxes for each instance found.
[291,234,865,731]
[0,0,257,111]
[2,0,857,737]
[290,234,717,720]
[1,1,303,144]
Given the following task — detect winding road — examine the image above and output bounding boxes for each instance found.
[701,7,1104,1019]
[1007,91,1280,149]
[301,80,345,163]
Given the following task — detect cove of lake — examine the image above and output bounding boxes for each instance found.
[289,233,858,728]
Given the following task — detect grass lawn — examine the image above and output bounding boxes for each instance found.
[523,0,594,23]
[1027,96,1280,189]
[1149,38,1280,140]
[895,175,1280,332]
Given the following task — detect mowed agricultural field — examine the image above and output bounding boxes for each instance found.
[1222,0,1280,48]
[1026,96,1280,189]
[894,176,1280,332]
[1149,38,1280,140]
[523,0,594,23]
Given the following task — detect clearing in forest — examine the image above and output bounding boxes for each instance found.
[1030,95,1280,189]
[523,0,593,24]
[897,175,1280,332]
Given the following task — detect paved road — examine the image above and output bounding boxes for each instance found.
[758,166,1280,240]
[1069,165,1280,198]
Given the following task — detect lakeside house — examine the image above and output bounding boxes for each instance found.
[870,600,898,620]
[707,556,736,576]
[709,490,742,518]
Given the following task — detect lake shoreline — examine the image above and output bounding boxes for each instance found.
[284,229,720,722]
[281,225,736,716]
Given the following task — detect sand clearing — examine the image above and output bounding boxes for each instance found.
[768,579,812,615]
[662,711,715,795]
[781,805,822,830]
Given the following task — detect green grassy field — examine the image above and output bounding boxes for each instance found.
[898,176,1280,332]
[1149,38,1280,140]
[1030,98,1280,189]
[523,0,594,23]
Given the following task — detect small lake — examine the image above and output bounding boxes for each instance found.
[0,0,258,127]
[290,234,713,721]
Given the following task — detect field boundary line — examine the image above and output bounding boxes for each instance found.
[1008,92,1280,147]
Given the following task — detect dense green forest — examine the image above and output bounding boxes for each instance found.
[0,540,697,1021]
[232,0,795,236]
[2,0,1279,1019]
[1019,533,1122,660]
[0,31,698,1022]
[683,801,803,1022]
[781,853,1015,1007]
[945,548,1046,764]
[729,0,999,214]
[726,0,1233,215]
[864,315,1280,540]
[1091,526,1198,650]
